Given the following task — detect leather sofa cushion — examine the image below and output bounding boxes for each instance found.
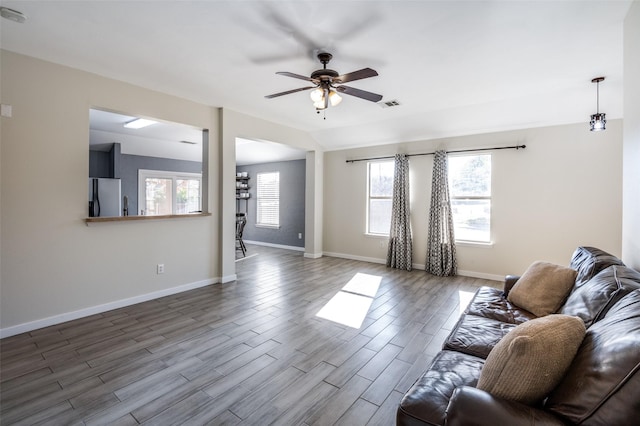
[560,265,640,327]
[446,386,567,426]
[477,315,585,404]
[443,314,518,359]
[545,289,640,424]
[464,287,537,324]
[569,246,625,287]
[507,261,577,317]
[397,350,484,426]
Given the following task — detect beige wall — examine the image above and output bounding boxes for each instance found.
[324,121,623,279]
[0,51,221,335]
[623,1,640,269]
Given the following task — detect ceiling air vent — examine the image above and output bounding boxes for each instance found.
[379,99,401,108]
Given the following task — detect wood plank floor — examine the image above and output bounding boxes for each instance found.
[1,245,500,425]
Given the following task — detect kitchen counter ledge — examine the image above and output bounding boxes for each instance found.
[85,212,212,225]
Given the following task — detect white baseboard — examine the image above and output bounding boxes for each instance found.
[243,240,305,252]
[0,277,221,339]
[304,252,323,259]
[457,270,503,282]
[242,240,320,259]
[323,251,386,265]
[324,252,502,282]
[221,274,237,283]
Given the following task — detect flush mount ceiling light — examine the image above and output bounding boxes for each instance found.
[0,7,26,23]
[590,77,606,132]
[124,118,157,129]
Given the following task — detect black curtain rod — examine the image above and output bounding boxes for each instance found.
[345,144,526,163]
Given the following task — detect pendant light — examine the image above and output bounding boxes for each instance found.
[590,77,606,132]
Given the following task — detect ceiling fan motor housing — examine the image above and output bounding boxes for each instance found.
[311,69,339,81]
[312,52,338,82]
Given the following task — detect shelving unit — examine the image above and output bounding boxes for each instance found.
[236,175,250,215]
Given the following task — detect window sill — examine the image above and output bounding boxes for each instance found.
[364,233,389,238]
[255,224,280,229]
[85,212,211,225]
[456,240,494,248]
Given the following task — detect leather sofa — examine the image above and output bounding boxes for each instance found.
[397,247,640,425]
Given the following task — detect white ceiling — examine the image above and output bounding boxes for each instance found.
[236,137,307,166]
[89,109,204,162]
[89,108,305,164]
[1,0,632,154]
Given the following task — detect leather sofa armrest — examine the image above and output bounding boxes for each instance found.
[503,275,521,296]
[445,386,566,426]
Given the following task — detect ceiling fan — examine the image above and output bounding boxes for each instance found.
[265,52,383,110]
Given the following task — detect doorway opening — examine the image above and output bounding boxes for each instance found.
[235,137,307,260]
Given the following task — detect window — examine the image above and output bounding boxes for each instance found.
[448,154,492,243]
[367,160,394,235]
[138,169,201,216]
[257,171,280,227]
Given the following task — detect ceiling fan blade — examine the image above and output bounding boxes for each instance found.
[265,86,316,99]
[336,85,383,103]
[335,68,378,84]
[276,71,315,82]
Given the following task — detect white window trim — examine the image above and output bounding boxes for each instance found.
[138,169,202,216]
[366,160,394,236]
[456,240,494,248]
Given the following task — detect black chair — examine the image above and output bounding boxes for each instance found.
[236,214,247,257]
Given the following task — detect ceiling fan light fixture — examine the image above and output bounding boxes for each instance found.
[310,87,324,103]
[313,100,327,110]
[590,77,606,132]
[329,90,342,106]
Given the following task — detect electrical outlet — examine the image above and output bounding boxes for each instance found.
[298,233,303,239]
[379,240,386,248]
[157,264,165,274]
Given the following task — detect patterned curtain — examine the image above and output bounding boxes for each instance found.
[426,150,457,276]
[387,154,413,271]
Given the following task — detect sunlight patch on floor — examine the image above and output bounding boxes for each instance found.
[458,290,475,315]
[316,272,382,329]
[341,272,382,297]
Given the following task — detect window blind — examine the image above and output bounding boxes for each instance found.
[257,171,280,226]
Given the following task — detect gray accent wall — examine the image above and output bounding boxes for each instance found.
[90,148,202,216]
[237,159,305,248]
[89,151,111,178]
[89,143,121,178]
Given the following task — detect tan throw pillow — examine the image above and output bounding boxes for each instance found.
[507,261,577,317]
[477,314,585,404]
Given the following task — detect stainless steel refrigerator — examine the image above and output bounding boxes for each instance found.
[88,178,122,217]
